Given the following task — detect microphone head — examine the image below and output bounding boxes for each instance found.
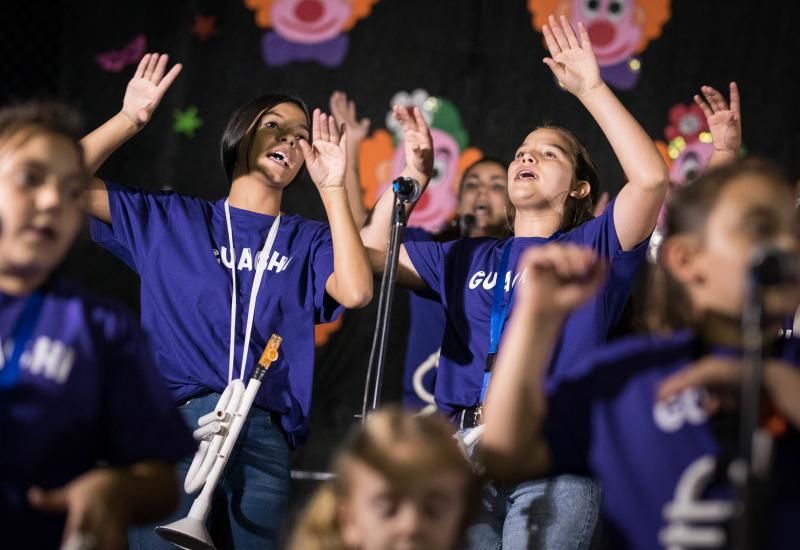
[392,177,422,204]
[460,214,477,236]
[750,245,799,286]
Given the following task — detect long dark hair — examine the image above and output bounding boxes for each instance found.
[536,124,599,232]
[219,93,310,182]
[646,158,793,332]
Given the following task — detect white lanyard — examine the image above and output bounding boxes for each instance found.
[224,200,281,383]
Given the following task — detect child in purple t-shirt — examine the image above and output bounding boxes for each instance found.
[361,15,671,549]
[0,103,196,549]
[82,53,372,548]
[483,159,800,550]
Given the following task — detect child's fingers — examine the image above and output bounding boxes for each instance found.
[143,52,159,80]
[560,15,580,49]
[134,53,150,79]
[548,14,571,52]
[319,112,331,142]
[693,94,714,119]
[298,138,313,160]
[412,107,428,134]
[327,112,340,141]
[312,108,322,143]
[577,21,592,50]
[157,63,182,93]
[729,82,741,117]
[28,486,69,513]
[152,54,168,82]
[702,85,727,113]
[542,24,562,57]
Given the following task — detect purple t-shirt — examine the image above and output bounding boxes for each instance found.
[0,277,195,548]
[402,228,443,409]
[404,198,647,417]
[90,183,341,448]
[545,331,800,549]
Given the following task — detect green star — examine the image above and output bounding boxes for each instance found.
[173,106,203,138]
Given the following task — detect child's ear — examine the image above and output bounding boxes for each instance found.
[661,235,703,285]
[569,180,590,199]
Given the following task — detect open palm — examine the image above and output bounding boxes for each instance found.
[392,105,433,180]
[542,15,602,97]
[695,82,741,152]
[300,109,348,190]
[121,53,182,128]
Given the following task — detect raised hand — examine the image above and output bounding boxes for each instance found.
[299,108,348,191]
[542,15,603,97]
[392,105,434,182]
[694,82,741,153]
[121,53,182,129]
[516,244,607,321]
[329,91,370,145]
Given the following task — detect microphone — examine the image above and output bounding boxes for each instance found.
[750,245,799,286]
[460,214,476,236]
[392,177,422,204]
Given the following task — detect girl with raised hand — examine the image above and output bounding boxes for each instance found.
[288,406,480,550]
[82,53,372,549]
[0,102,195,550]
[482,159,800,550]
[361,14,668,549]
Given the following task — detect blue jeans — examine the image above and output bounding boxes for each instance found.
[129,393,290,550]
[459,428,600,550]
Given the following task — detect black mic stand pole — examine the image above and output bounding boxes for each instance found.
[360,178,417,422]
[732,257,777,550]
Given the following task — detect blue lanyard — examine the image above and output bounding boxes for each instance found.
[0,292,45,389]
[481,241,515,402]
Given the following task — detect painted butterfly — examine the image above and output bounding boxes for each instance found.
[95,34,146,73]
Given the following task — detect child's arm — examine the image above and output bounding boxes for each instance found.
[542,15,669,251]
[481,244,606,483]
[82,53,182,223]
[658,357,800,431]
[28,461,178,550]
[694,82,741,169]
[300,109,373,308]
[329,91,370,227]
[359,106,434,290]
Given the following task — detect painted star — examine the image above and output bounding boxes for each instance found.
[192,14,217,41]
[173,106,203,138]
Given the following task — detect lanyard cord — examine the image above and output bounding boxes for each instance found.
[224,200,281,382]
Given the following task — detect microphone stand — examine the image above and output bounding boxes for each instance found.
[360,178,418,422]
[731,252,780,550]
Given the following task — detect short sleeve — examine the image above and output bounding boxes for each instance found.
[89,182,181,273]
[403,239,450,301]
[309,225,343,323]
[96,307,196,465]
[568,197,649,291]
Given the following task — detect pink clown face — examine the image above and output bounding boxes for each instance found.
[670,142,714,185]
[271,0,352,44]
[389,128,460,231]
[571,0,642,66]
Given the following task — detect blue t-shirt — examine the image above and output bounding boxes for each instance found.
[404,198,647,417]
[90,183,342,448]
[545,331,800,550]
[0,277,195,548]
[402,228,444,409]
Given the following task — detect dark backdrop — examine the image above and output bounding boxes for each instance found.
[3,0,800,532]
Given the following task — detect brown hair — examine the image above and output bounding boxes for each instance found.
[0,102,84,167]
[536,124,599,232]
[646,158,793,332]
[288,407,480,550]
